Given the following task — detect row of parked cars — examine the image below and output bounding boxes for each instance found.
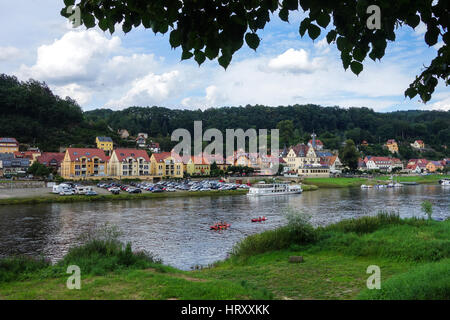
[53,183,98,196]
[96,180,250,194]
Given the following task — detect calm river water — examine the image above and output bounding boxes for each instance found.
[0,185,448,270]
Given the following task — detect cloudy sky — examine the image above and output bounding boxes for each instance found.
[1,0,448,112]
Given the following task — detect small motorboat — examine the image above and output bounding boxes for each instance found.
[251,217,267,223]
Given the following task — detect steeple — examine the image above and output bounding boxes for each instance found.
[311,133,317,150]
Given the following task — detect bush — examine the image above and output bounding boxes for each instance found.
[231,208,317,259]
[58,224,161,275]
[0,255,51,282]
[358,259,450,300]
[321,211,427,235]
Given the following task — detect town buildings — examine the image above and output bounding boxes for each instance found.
[61,148,108,179]
[96,137,114,155]
[385,139,399,153]
[108,149,151,178]
[0,138,19,153]
[150,152,184,179]
[411,140,425,150]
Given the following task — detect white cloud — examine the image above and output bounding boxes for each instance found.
[428,96,450,111]
[105,70,181,108]
[52,83,92,105]
[267,48,323,73]
[18,30,121,83]
[181,85,228,109]
[0,46,21,61]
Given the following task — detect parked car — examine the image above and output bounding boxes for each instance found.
[129,188,142,194]
[111,189,120,195]
[85,190,98,196]
[59,189,74,196]
[152,189,164,193]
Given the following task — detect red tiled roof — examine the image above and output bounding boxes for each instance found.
[113,149,150,162]
[152,152,182,163]
[415,140,424,144]
[0,137,18,144]
[37,152,65,165]
[66,148,107,161]
[14,151,40,159]
[386,139,397,144]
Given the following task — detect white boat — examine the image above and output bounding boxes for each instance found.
[440,179,450,186]
[393,182,403,187]
[247,182,302,196]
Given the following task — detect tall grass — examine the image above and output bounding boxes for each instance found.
[58,224,162,275]
[0,225,162,283]
[0,255,50,282]
[358,259,450,300]
[231,208,318,259]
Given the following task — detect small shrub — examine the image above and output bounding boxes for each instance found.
[231,208,317,259]
[421,201,433,220]
[358,259,450,300]
[0,255,51,282]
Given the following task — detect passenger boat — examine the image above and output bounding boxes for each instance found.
[247,182,302,196]
[210,223,230,231]
[440,179,450,186]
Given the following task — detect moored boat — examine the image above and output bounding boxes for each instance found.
[248,182,302,196]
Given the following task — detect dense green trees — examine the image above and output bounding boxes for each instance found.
[0,74,120,151]
[340,140,360,171]
[86,105,450,157]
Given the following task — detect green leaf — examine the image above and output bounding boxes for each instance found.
[205,45,219,60]
[122,20,132,33]
[353,47,366,62]
[308,24,321,40]
[283,0,298,11]
[350,61,363,75]
[64,0,75,6]
[218,53,232,69]
[181,50,194,61]
[407,14,421,29]
[341,51,351,70]
[425,28,439,46]
[82,13,96,29]
[404,87,418,99]
[299,19,310,37]
[245,33,260,50]
[98,18,109,32]
[326,30,337,43]
[169,29,182,48]
[279,8,289,22]
[194,50,206,65]
[316,12,330,28]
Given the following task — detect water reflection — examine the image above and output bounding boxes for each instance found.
[0,185,448,270]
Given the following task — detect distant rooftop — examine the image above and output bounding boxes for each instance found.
[97,136,113,142]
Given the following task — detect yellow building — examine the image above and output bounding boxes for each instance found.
[108,149,151,179]
[184,155,210,176]
[96,137,113,154]
[61,148,108,180]
[426,161,443,173]
[0,137,19,153]
[150,152,183,179]
[385,139,399,153]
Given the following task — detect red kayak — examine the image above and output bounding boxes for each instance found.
[251,217,267,223]
[210,223,231,230]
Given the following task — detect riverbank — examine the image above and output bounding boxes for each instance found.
[0,189,249,206]
[1,213,448,299]
[303,174,449,188]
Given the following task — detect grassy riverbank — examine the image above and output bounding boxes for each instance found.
[0,189,248,206]
[303,174,449,188]
[1,213,448,300]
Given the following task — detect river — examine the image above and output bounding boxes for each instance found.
[0,185,448,270]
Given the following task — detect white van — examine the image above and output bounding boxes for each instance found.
[52,183,71,194]
[75,186,93,195]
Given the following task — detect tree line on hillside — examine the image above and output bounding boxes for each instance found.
[86,105,450,158]
[0,74,120,151]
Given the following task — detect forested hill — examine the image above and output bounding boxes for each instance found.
[85,104,450,155]
[0,74,119,151]
[1,73,449,156]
